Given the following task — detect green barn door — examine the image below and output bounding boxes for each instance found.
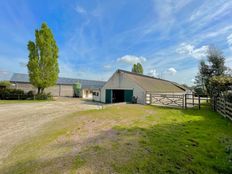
[124,90,133,103]
[105,89,112,103]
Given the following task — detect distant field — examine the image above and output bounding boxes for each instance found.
[1,103,232,174]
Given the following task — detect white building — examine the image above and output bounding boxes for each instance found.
[100,69,187,104]
[10,73,105,99]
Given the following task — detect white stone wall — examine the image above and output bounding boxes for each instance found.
[100,72,146,104]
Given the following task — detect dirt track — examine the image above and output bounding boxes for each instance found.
[0,98,101,163]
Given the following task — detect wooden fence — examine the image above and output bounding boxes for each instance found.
[212,96,232,121]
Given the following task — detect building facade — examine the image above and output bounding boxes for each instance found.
[100,70,187,104]
[10,73,105,99]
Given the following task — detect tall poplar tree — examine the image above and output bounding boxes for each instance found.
[27,23,59,94]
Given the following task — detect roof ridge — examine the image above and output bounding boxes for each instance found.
[11,73,106,83]
[117,69,186,91]
[118,69,173,83]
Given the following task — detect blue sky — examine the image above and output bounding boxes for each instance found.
[0,0,232,85]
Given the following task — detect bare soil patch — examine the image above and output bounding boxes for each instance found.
[0,97,101,163]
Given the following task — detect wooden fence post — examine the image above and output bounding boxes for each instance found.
[192,93,194,106]
[198,95,200,110]
[223,97,226,115]
[213,96,216,111]
[150,93,152,105]
[184,94,187,109]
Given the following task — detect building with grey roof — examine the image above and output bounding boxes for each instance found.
[10,73,106,98]
[100,69,187,104]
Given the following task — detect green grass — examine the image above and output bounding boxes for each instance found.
[1,104,232,174]
[0,100,50,104]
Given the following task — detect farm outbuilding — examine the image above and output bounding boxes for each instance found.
[10,73,105,99]
[100,69,187,104]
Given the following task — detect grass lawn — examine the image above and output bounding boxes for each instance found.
[1,104,232,174]
[0,100,50,104]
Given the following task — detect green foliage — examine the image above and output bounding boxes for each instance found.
[132,63,143,74]
[209,75,232,97]
[0,88,51,100]
[195,47,229,96]
[0,81,11,88]
[0,89,26,100]
[73,83,81,97]
[194,87,207,96]
[210,76,232,88]
[27,90,35,98]
[35,92,52,100]
[27,22,59,94]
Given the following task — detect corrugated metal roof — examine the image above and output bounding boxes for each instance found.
[117,69,186,93]
[10,73,106,89]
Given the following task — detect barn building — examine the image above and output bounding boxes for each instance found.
[100,69,187,104]
[10,73,105,99]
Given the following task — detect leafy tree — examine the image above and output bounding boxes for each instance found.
[0,81,11,89]
[132,64,137,73]
[137,63,143,74]
[132,63,143,74]
[194,46,228,96]
[209,75,232,97]
[27,23,59,94]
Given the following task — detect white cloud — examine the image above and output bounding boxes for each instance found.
[190,1,232,22]
[176,43,209,59]
[167,67,177,75]
[117,55,146,65]
[227,33,232,49]
[75,5,87,15]
[103,65,112,69]
[148,69,158,77]
[204,25,232,38]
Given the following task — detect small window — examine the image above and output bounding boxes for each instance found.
[93,92,99,96]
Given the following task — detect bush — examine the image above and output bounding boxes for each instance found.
[35,92,52,100]
[27,90,35,99]
[0,81,11,89]
[0,88,53,100]
[0,89,27,100]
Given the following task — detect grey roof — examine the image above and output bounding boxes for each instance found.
[116,69,186,93]
[10,73,106,89]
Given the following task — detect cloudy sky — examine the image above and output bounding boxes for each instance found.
[0,0,232,85]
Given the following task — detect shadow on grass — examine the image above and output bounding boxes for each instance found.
[1,105,232,174]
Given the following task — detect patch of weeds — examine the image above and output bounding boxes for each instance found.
[73,155,86,169]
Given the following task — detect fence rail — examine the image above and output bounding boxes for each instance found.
[145,92,204,109]
[213,96,232,121]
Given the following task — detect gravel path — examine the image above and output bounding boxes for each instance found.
[0,97,101,163]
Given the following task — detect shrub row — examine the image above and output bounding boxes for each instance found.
[0,89,52,100]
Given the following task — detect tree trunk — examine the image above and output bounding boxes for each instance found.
[41,88,44,94]
[37,87,41,94]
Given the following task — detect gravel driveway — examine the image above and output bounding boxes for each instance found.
[0,97,102,163]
